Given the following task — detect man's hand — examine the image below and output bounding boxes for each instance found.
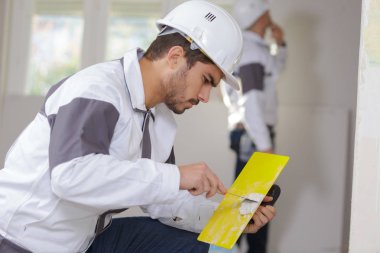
[178,162,227,198]
[262,148,274,154]
[243,196,276,234]
[271,23,285,46]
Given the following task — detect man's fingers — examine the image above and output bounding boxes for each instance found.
[253,206,275,226]
[189,181,205,196]
[255,207,270,224]
[208,170,227,196]
[203,177,213,198]
[217,181,227,195]
[206,178,217,198]
[261,205,276,219]
[262,196,273,203]
[245,214,262,233]
[204,170,218,198]
[189,187,203,196]
[203,168,226,197]
[244,222,260,234]
[178,162,225,197]
[244,205,277,234]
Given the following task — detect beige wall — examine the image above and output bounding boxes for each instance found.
[175,0,361,252]
[0,0,11,114]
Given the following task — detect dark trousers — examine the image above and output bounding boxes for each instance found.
[0,235,32,253]
[87,217,209,253]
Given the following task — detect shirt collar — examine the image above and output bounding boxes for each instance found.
[122,48,156,115]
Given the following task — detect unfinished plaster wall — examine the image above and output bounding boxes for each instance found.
[349,0,380,252]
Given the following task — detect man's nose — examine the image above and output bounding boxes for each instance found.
[198,85,212,103]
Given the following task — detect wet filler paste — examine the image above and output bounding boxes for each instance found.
[239,193,264,215]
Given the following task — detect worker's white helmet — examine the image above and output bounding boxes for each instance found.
[156,0,243,90]
[233,0,270,30]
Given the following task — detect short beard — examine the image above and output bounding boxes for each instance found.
[164,65,189,114]
[168,105,186,114]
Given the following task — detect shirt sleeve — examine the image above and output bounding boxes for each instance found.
[48,97,118,169]
[273,45,287,78]
[141,191,218,233]
[243,90,272,150]
[49,97,180,212]
[239,63,272,150]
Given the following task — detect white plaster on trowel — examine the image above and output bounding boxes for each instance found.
[240,201,258,215]
[239,193,264,215]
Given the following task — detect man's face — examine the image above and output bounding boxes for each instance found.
[164,60,223,114]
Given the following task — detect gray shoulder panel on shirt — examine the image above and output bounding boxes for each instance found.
[48,97,119,170]
[239,63,265,94]
[40,75,71,116]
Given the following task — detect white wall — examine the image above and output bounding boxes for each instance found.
[268,0,360,252]
[270,106,349,253]
[6,0,33,95]
[349,0,380,252]
[0,95,43,163]
[0,0,362,252]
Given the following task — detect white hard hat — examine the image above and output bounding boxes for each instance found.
[156,0,243,90]
[233,0,270,30]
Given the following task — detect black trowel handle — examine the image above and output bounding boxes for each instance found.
[262,184,281,206]
[248,184,281,225]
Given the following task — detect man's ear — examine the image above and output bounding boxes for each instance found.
[166,46,185,69]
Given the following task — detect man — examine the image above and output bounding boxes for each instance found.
[221,0,287,252]
[0,1,276,253]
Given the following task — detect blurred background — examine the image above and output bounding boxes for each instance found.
[0,0,378,252]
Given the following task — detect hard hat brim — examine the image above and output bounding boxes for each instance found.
[222,70,241,91]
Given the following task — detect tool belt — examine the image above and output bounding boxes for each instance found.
[229,123,246,154]
[0,234,32,253]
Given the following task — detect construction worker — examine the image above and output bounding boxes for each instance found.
[0,1,276,253]
[221,0,287,252]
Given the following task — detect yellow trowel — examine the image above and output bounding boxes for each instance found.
[197,152,289,249]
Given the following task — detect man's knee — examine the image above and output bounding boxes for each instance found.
[89,217,209,253]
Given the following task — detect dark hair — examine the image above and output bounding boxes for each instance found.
[144,33,214,69]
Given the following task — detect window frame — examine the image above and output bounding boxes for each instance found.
[1,0,234,96]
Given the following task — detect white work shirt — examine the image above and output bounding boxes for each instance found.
[0,48,216,253]
[222,31,287,151]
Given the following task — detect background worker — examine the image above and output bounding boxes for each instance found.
[222,0,287,252]
[0,1,276,253]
